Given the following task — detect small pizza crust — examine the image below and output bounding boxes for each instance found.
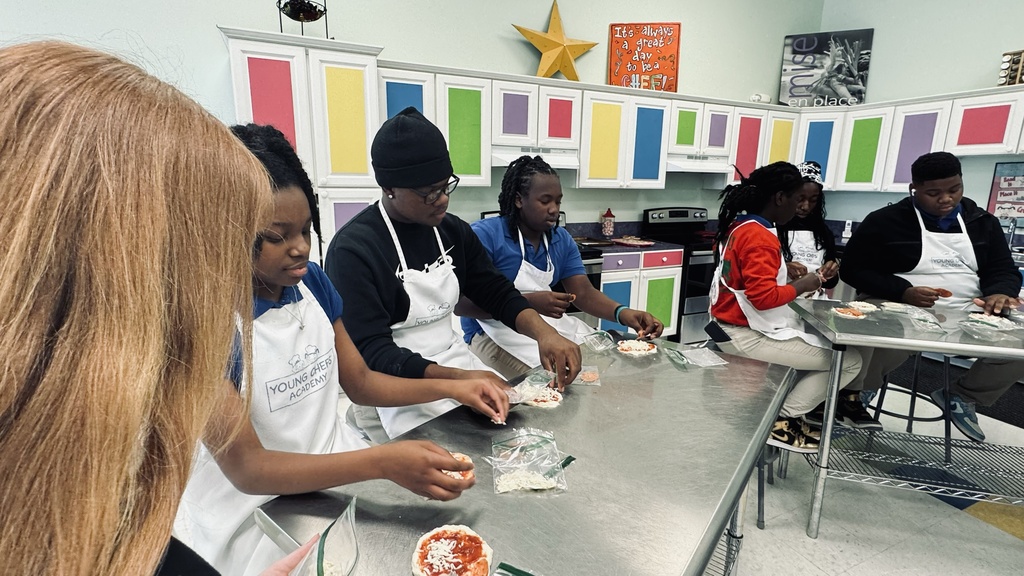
[579,370,599,383]
[616,339,658,356]
[442,452,474,481]
[934,288,953,298]
[832,307,866,319]
[845,301,878,312]
[412,525,492,576]
[524,388,563,408]
[881,302,912,313]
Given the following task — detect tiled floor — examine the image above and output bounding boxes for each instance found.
[739,385,1024,575]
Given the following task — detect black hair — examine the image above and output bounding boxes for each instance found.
[498,155,558,240]
[715,161,804,251]
[911,151,961,184]
[230,124,322,263]
[779,165,829,261]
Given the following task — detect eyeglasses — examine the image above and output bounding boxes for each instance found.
[407,176,460,204]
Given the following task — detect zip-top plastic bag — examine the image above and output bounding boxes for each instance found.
[485,428,569,495]
[289,496,359,576]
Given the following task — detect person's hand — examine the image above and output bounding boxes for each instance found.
[619,308,663,339]
[536,333,581,391]
[377,440,475,501]
[447,375,510,424]
[523,291,573,319]
[973,294,1021,315]
[790,272,822,295]
[818,260,839,280]
[260,534,319,576]
[786,261,808,281]
[902,286,939,308]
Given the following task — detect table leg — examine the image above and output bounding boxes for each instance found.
[806,344,845,538]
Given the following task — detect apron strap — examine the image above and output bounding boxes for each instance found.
[517,229,553,273]
[378,200,448,275]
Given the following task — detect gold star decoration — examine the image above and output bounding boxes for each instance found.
[513,0,597,81]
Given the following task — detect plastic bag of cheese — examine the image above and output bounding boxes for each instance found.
[485,428,568,495]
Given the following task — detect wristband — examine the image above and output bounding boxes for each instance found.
[614,305,627,324]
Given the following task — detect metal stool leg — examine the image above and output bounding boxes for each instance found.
[906,352,922,433]
[872,378,888,420]
[756,447,766,530]
[943,355,953,464]
[778,450,790,479]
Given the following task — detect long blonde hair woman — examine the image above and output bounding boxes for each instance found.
[0,41,272,574]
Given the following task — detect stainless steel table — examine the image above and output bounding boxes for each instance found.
[259,341,795,575]
[790,299,1024,539]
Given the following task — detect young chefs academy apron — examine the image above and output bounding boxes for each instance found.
[368,201,495,439]
[895,207,980,311]
[177,281,368,576]
[478,231,594,366]
[710,219,829,348]
[787,230,829,300]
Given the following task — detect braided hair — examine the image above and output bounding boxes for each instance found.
[230,124,323,263]
[498,155,558,240]
[715,161,804,252]
[779,162,829,261]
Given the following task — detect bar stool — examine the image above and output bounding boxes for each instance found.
[870,351,955,461]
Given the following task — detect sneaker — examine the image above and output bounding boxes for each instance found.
[767,418,820,454]
[860,389,878,409]
[800,419,822,440]
[930,388,985,442]
[837,392,883,431]
[802,402,825,427]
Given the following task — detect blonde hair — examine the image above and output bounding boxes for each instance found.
[0,41,272,574]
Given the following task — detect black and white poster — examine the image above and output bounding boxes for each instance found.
[779,28,873,107]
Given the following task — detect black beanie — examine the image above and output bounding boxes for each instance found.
[371,106,453,189]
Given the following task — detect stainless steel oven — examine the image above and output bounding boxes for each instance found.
[640,207,715,344]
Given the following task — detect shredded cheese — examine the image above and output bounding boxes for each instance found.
[616,339,657,356]
[968,313,1015,330]
[495,469,557,493]
[845,301,878,312]
[424,538,462,574]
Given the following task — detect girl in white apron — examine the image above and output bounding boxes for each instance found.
[177,125,479,576]
[707,162,866,453]
[465,156,664,375]
[779,161,840,299]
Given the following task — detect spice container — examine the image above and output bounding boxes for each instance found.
[601,208,615,239]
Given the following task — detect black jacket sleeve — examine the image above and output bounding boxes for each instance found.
[973,210,1022,298]
[156,538,219,576]
[453,218,530,328]
[840,201,921,302]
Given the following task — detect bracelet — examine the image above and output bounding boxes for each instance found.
[614,305,627,324]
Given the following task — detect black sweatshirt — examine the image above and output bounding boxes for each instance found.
[840,196,1021,302]
[324,203,529,378]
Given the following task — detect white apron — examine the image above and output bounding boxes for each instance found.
[177,281,369,576]
[896,207,980,311]
[370,201,495,439]
[788,229,829,300]
[478,232,594,366]
[710,219,829,348]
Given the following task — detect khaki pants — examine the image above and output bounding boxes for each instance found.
[468,332,532,380]
[852,347,1024,406]
[715,323,864,418]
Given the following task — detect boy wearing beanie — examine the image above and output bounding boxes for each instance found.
[841,151,1023,442]
[325,107,581,442]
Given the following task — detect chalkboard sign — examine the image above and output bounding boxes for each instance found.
[608,22,680,92]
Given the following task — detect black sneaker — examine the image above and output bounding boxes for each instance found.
[767,418,820,454]
[800,419,822,440]
[837,392,883,431]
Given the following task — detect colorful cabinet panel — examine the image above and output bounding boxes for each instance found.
[599,268,640,333]
[762,111,800,165]
[667,100,704,156]
[700,104,735,158]
[307,49,379,188]
[639,267,682,338]
[795,110,846,190]
[729,108,769,183]
[537,86,582,149]
[315,188,379,262]
[579,92,669,188]
[226,40,314,174]
[491,81,538,147]
[435,75,491,186]
[881,101,952,192]
[944,92,1024,155]
[834,106,893,191]
[378,68,436,122]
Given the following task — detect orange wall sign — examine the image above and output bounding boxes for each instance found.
[608,22,680,92]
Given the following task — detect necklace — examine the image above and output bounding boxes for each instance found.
[281,289,306,330]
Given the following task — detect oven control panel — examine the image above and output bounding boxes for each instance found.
[644,207,708,223]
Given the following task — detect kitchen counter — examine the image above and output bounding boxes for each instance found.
[597,239,687,254]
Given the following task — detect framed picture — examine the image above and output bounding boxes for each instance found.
[779,28,873,107]
[987,162,1024,218]
[608,23,680,92]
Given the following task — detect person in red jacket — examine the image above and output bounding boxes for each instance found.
[707,162,867,453]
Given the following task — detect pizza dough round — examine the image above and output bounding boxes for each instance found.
[442,452,474,481]
[616,339,658,356]
[524,387,562,408]
[880,302,912,314]
[845,301,878,312]
[832,307,866,319]
[934,288,953,298]
[412,525,492,576]
[579,370,599,383]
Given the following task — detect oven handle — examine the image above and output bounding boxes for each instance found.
[688,254,715,266]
